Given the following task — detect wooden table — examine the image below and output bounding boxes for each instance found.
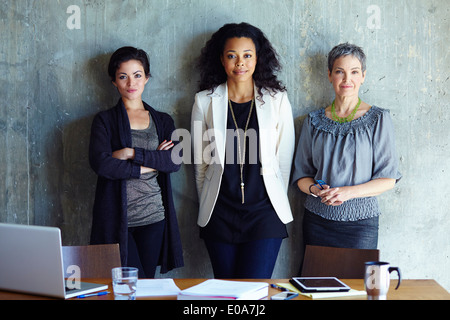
[170,279,450,300]
[0,279,448,300]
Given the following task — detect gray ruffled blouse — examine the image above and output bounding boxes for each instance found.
[292,106,401,221]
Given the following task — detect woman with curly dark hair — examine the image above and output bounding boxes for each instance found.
[191,23,295,278]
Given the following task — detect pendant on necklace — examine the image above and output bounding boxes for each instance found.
[229,99,254,205]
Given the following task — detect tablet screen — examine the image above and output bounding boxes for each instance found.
[297,278,347,288]
[290,277,350,292]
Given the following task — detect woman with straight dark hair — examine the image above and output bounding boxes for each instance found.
[89,46,183,278]
[191,23,295,278]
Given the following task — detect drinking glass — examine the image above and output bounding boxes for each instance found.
[112,267,138,300]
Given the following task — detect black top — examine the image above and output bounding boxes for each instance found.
[200,100,287,243]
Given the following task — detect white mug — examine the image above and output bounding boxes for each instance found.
[364,261,401,300]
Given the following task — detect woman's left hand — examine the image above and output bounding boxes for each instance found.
[319,186,352,206]
[157,140,174,151]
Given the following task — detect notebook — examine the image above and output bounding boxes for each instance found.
[0,223,108,299]
[177,279,268,300]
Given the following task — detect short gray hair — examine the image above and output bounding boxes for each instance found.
[327,43,366,73]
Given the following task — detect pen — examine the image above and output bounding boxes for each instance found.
[77,291,109,298]
[270,284,288,291]
[315,179,326,190]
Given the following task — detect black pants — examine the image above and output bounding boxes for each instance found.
[127,220,165,278]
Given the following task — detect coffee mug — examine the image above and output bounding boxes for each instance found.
[364,261,401,300]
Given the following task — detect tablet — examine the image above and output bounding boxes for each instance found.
[289,277,351,293]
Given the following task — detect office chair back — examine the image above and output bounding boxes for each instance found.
[62,244,121,279]
[301,245,380,279]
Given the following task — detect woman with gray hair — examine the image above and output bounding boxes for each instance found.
[292,43,401,250]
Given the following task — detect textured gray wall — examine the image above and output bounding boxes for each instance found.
[1,0,449,290]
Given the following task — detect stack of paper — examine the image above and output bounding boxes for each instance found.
[177,279,269,300]
[136,279,181,297]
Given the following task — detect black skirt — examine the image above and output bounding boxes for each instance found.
[200,100,287,243]
[303,209,379,249]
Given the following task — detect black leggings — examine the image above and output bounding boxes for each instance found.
[127,220,165,278]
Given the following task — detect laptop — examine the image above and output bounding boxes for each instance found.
[0,223,108,299]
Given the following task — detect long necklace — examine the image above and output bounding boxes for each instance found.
[228,99,254,204]
[331,98,362,123]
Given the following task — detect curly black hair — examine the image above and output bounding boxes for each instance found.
[197,22,285,97]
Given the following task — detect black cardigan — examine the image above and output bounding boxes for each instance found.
[89,99,183,273]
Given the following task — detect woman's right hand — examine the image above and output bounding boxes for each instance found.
[112,147,135,160]
[140,166,156,174]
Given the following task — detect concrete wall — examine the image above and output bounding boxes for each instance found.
[1,0,449,290]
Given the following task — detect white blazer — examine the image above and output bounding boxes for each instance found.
[191,83,295,227]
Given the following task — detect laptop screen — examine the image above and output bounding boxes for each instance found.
[0,223,69,298]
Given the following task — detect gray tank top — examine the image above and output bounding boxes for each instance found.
[127,115,165,227]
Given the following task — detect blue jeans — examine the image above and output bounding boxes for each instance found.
[204,238,283,279]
